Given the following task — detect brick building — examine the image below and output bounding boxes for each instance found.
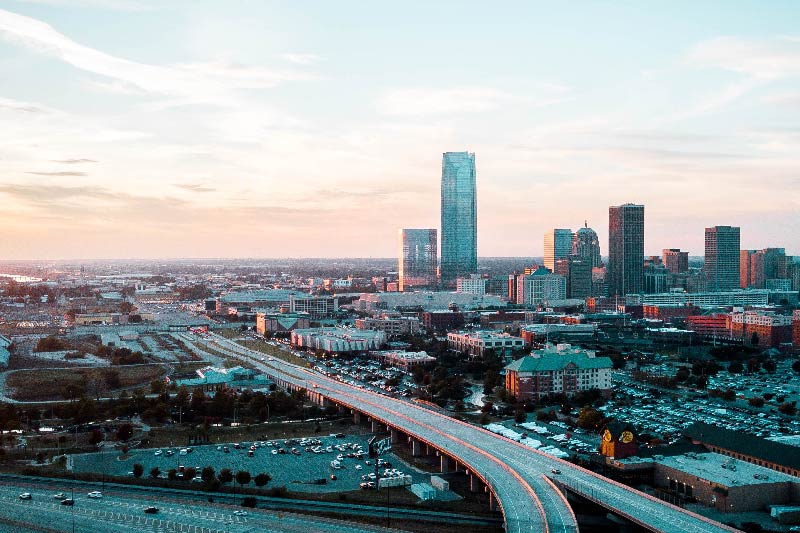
[729,310,793,348]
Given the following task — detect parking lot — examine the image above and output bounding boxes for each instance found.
[72,433,426,494]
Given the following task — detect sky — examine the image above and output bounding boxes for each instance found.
[0,0,798,260]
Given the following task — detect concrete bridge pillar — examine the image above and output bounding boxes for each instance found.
[440,455,450,473]
[353,411,361,424]
[425,444,433,456]
[489,492,498,512]
[371,420,380,433]
[390,429,399,444]
[411,439,422,457]
[469,474,480,493]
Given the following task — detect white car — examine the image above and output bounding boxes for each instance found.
[233,510,248,516]
[87,491,103,499]
[18,493,32,500]
[154,450,163,456]
[53,493,66,499]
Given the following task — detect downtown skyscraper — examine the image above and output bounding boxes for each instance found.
[440,151,477,283]
[398,229,438,291]
[704,226,740,291]
[608,203,644,296]
[543,229,573,272]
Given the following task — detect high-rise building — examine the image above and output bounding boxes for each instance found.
[543,229,573,272]
[608,203,645,296]
[440,151,477,282]
[572,222,602,268]
[515,267,566,306]
[704,226,740,291]
[740,248,787,289]
[554,257,592,299]
[662,249,689,274]
[398,229,437,292]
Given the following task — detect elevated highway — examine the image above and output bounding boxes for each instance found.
[200,333,741,533]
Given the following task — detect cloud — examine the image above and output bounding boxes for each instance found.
[377,87,513,116]
[0,9,317,104]
[26,170,88,176]
[50,158,97,164]
[174,183,215,193]
[12,0,155,10]
[0,96,45,113]
[281,53,323,65]
[687,35,800,80]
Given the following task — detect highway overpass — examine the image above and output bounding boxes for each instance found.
[194,332,742,533]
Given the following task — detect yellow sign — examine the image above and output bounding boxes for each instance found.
[620,431,634,444]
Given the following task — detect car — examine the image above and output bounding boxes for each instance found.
[271,449,278,455]
[550,468,562,474]
[233,510,248,517]
[223,446,230,453]
[18,493,32,500]
[329,474,337,480]
[87,491,103,499]
[154,450,163,456]
[355,465,362,470]
[144,506,158,514]
[53,492,66,499]
[60,498,75,506]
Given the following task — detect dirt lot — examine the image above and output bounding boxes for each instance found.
[6,364,168,401]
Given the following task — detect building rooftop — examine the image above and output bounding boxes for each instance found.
[658,452,797,488]
[505,343,612,372]
[684,422,800,471]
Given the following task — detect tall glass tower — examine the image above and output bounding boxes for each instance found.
[704,226,740,291]
[398,229,437,291]
[440,152,477,282]
[543,228,573,272]
[608,203,644,296]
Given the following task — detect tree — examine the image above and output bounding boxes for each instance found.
[116,423,133,442]
[254,472,272,487]
[235,470,251,487]
[746,358,761,373]
[88,428,104,446]
[167,469,178,481]
[481,401,494,414]
[514,409,527,424]
[722,389,736,402]
[748,397,765,407]
[132,463,144,478]
[150,379,165,395]
[762,359,777,373]
[105,370,121,389]
[149,467,161,479]
[778,402,797,416]
[183,467,197,481]
[728,361,744,374]
[750,332,760,347]
[576,407,605,431]
[201,466,216,484]
[792,360,800,374]
[218,468,233,484]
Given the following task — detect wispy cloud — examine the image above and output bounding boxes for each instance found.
[50,158,97,164]
[26,170,88,176]
[0,9,318,104]
[13,0,156,11]
[687,35,800,79]
[0,96,44,113]
[281,53,323,66]
[377,87,513,116]
[174,183,215,193]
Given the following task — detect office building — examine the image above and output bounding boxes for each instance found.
[662,249,689,274]
[456,273,487,295]
[608,203,645,296]
[440,151,477,282]
[740,248,787,289]
[572,222,602,268]
[291,327,386,354]
[554,257,592,299]
[704,226,740,291]
[447,330,524,358]
[516,268,567,306]
[398,228,438,291]
[543,229,573,272]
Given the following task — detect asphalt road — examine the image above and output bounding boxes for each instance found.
[205,332,742,533]
[0,477,402,533]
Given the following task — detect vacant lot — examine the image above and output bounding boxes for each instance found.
[6,364,168,401]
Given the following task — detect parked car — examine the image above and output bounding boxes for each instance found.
[18,493,32,500]
[60,499,75,506]
[144,506,159,514]
[87,491,103,499]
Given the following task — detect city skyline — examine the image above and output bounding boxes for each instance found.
[1,2,799,259]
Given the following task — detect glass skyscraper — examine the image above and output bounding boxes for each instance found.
[440,151,477,282]
[543,228,573,272]
[704,226,740,291]
[398,228,437,291]
[608,203,645,296]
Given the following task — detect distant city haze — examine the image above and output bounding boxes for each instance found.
[0,3,798,259]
